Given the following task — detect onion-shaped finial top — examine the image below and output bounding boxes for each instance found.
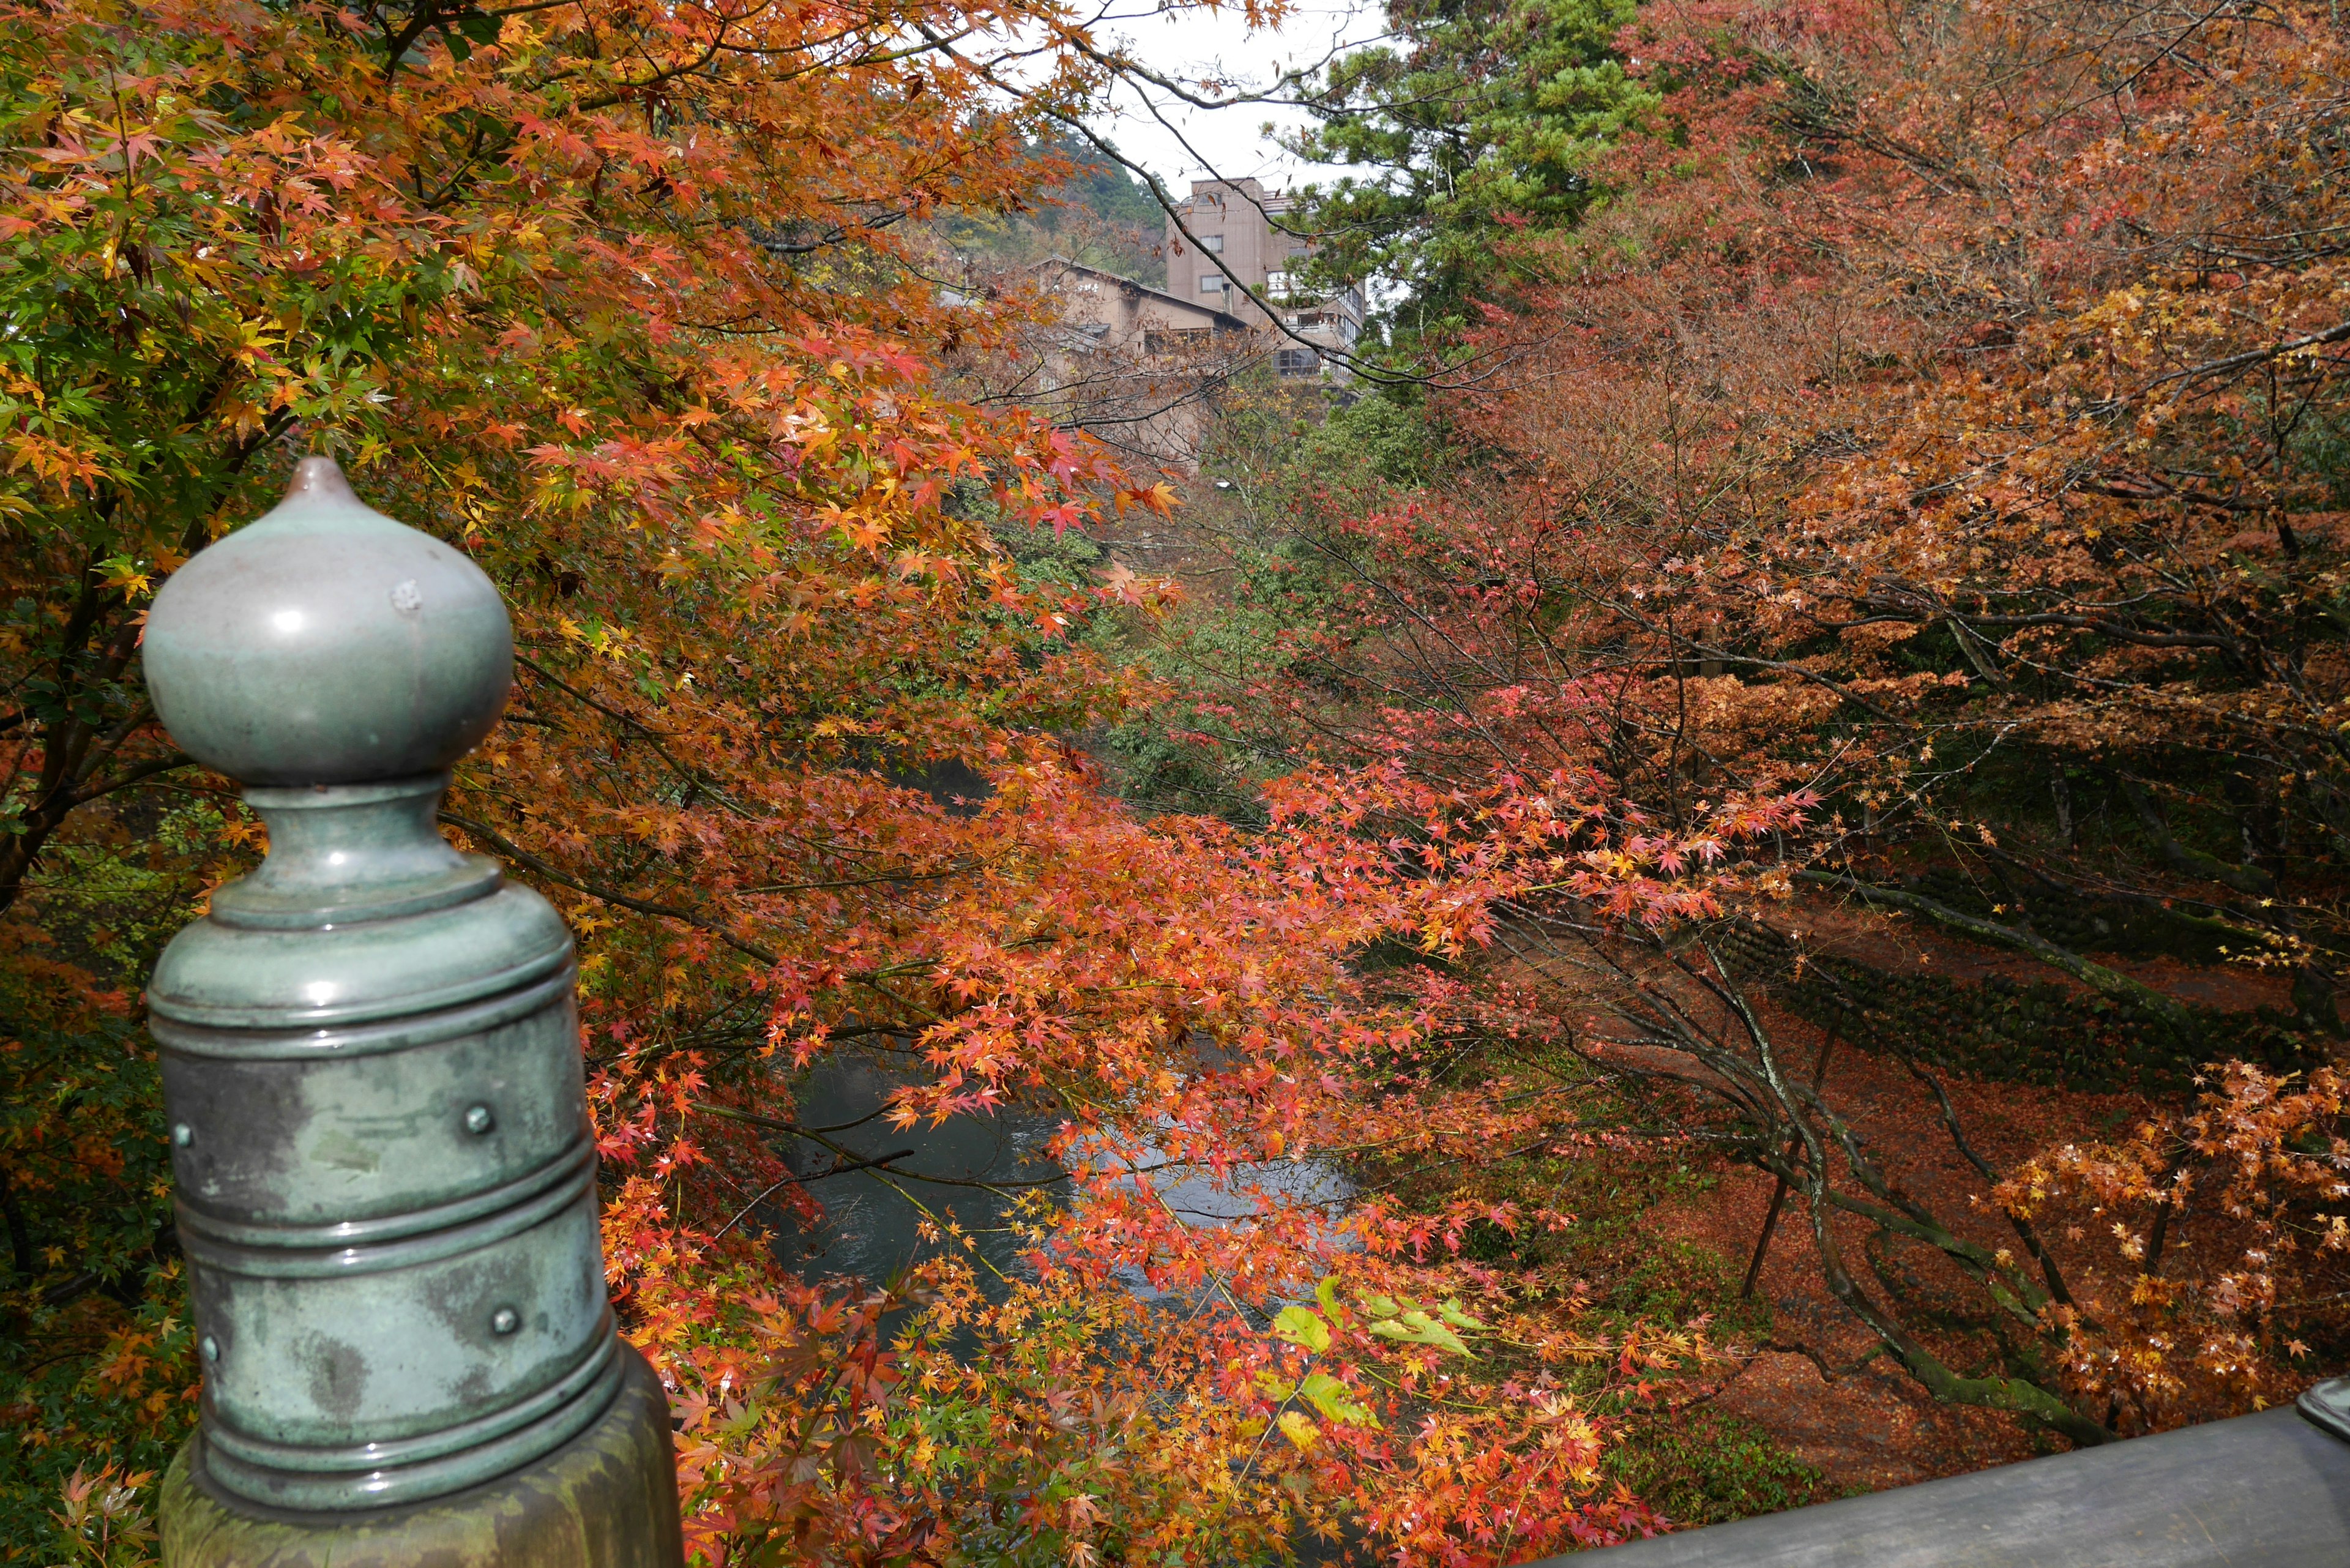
[144,458,512,786]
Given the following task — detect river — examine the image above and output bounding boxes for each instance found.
[772,1048,1356,1302]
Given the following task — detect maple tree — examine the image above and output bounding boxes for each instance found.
[1142,0,2350,1460]
[14,0,2350,1556]
[0,1,1736,1564]
[0,0,1138,1544]
[1486,0,2350,1028]
[1999,1061,2350,1435]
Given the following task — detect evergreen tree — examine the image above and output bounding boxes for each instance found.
[1284,0,1654,337]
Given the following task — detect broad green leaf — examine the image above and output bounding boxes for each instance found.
[1273,1304,1332,1354]
[1436,1299,1486,1331]
[1369,1311,1474,1359]
[1298,1372,1374,1426]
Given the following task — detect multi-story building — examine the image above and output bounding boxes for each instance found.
[1165,178,1364,376]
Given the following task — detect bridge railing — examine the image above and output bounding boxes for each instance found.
[1550,1378,2350,1567]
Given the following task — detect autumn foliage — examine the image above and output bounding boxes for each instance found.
[0,0,1722,1563]
[1160,0,2350,1482]
[2001,1063,2350,1433]
[1165,0,2350,1476]
[10,0,2350,1561]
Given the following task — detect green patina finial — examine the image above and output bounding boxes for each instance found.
[145,455,512,786]
[144,459,680,1566]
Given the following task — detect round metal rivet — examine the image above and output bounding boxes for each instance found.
[201,1335,220,1362]
[490,1306,520,1336]
[464,1103,495,1135]
[173,1123,193,1148]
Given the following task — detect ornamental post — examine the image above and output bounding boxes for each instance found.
[143,458,682,1568]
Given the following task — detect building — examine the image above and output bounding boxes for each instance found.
[1013,256,1259,468]
[1029,256,1256,356]
[1164,178,1364,376]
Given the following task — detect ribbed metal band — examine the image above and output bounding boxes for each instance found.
[148,939,574,1032]
[149,964,575,1062]
[176,1141,596,1276]
[204,1318,619,1475]
[175,1138,594,1256]
[200,1328,628,1510]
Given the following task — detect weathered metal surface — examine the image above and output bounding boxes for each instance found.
[144,458,677,1555]
[142,460,512,786]
[2302,1373,2350,1444]
[160,1341,684,1568]
[1552,1392,2350,1567]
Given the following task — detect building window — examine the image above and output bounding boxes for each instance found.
[1199,275,1225,294]
[1266,270,1291,296]
[1198,234,1225,253]
[1275,348,1320,376]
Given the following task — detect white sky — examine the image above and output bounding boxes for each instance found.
[1080,2,1392,196]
